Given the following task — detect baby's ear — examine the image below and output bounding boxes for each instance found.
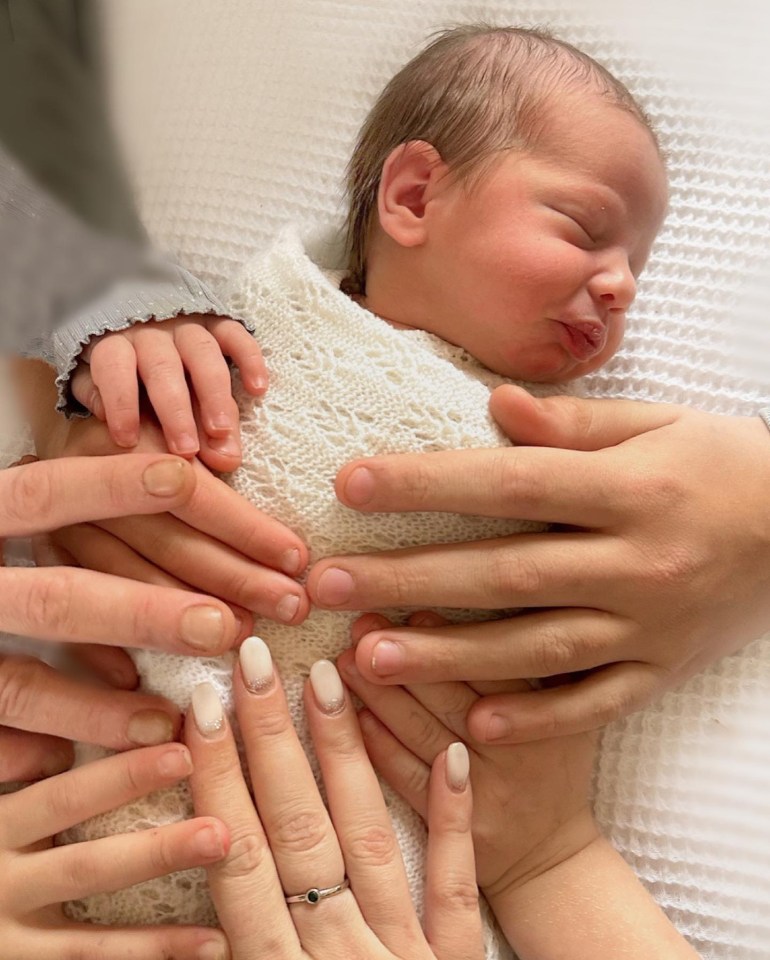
[377,140,447,247]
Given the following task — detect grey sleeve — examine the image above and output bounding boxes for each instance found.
[0,0,252,416]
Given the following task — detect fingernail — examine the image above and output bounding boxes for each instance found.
[198,939,229,960]
[280,547,302,576]
[174,433,200,455]
[252,375,269,393]
[339,654,359,678]
[127,710,176,746]
[446,742,470,792]
[191,682,225,737]
[315,567,354,606]
[192,822,227,859]
[309,660,345,714]
[210,411,231,431]
[142,458,187,496]
[371,639,404,677]
[235,609,254,636]
[156,745,193,779]
[240,635,274,693]
[343,466,375,506]
[275,594,300,623]
[208,434,240,457]
[181,606,227,651]
[484,714,511,742]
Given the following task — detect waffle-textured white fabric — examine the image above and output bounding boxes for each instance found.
[3,1,766,957]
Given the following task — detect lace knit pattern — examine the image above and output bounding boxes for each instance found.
[29,1,770,956]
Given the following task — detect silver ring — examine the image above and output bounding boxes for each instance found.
[759,407,770,436]
[284,877,350,905]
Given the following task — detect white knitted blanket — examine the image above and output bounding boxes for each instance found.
[0,1,767,956]
[98,3,770,956]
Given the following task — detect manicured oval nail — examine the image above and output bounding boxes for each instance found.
[315,568,354,606]
[127,710,176,746]
[309,660,345,714]
[191,683,225,738]
[240,636,274,693]
[181,606,227,651]
[142,458,187,496]
[342,466,375,506]
[446,742,470,792]
[371,639,404,677]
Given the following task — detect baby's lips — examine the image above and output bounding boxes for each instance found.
[557,318,608,361]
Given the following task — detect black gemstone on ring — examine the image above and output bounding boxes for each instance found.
[306,888,321,904]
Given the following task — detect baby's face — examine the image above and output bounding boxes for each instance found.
[412,94,668,381]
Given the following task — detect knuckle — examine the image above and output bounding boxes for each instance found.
[271,805,329,855]
[530,626,577,675]
[495,454,538,513]
[407,708,445,757]
[403,760,431,798]
[244,705,294,740]
[433,873,480,911]
[21,569,78,637]
[0,655,44,722]
[644,547,703,589]
[5,460,57,527]
[485,547,543,600]
[219,830,268,879]
[347,823,399,867]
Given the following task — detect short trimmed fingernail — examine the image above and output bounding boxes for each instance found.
[276,594,301,623]
[156,745,193,779]
[191,682,225,737]
[210,411,231,431]
[280,548,302,576]
[315,568,354,606]
[371,639,404,677]
[343,466,375,506]
[253,375,268,393]
[127,710,176,746]
[197,938,229,960]
[174,433,199,455]
[193,822,227,859]
[339,654,359,678]
[484,714,511,742]
[208,434,240,457]
[240,636,274,693]
[446,742,470,792]
[181,606,227,651]
[142,458,187,496]
[309,660,345,714]
[235,609,254,636]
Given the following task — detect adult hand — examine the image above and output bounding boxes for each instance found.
[308,386,770,741]
[185,640,484,960]
[34,395,310,627]
[0,452,250,781]
[0,741,231,960]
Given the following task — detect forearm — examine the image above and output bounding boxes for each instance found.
[486,835,700,960]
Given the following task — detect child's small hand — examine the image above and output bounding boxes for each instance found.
[70,313,267,469]
[0,742,231,959]
[338,612,600,898]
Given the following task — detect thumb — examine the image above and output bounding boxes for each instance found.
[489,385,681,451]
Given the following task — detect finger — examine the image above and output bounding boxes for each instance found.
[309,534,623,612]
[0,726,73,782]
[352,609,633,685]
[466,662,663,743]
[64,643,139,690]
[350,612,392,645]
[97,513,309,624]
[304,658,424,949]
[208,316,268,395]
[489,384,681,450]
[16,816,228,909]
[229,654,345,901]
[185,681,300,960]
[133,324,200,457]
[174,321,241,437]
[90,336,141,447]
[0,454,197,537]
[424,746,484,960]
[69,364,106,420]
[192,390,242,474]
[0,652,182,750]
[0,566,242,655]
[334,447,626,527]
[338,650,455,763]
[3,743,194,847]
[357,709,430,818]
[23,924,230,960]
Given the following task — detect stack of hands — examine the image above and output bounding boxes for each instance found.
[2,340,768,958]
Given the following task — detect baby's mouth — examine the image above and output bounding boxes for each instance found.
[556,319,608,362]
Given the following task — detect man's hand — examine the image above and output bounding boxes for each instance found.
[308,386,770,741]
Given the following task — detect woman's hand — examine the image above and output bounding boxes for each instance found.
[0,743,231,960]
[309,387,770,741]
[185,638,484,960]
